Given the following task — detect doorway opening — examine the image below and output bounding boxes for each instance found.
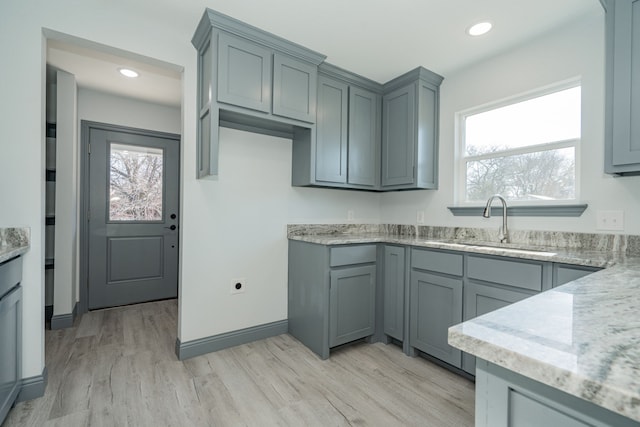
[43,30,183,332]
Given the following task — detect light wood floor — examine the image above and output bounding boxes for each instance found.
[4,299,474,427]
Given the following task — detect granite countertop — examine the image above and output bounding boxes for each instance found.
[449,260,640,422]
[288,232,621,268]
[0,228,30,264]
[289,224,640,422]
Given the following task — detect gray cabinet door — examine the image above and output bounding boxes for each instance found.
[315,75,348,183]
[273,53,317,123]
[217,32,272,113]
[410,270,462,367]
[330,265,376,347]
[348,86,380,187]
[605,0,640,173]
[462,282,533,375]
[382,84,416,187]
[383,245,405,341]
[0,285,21,425]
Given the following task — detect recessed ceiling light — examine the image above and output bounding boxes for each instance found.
[118,68,139,78]
[467,22,493,37]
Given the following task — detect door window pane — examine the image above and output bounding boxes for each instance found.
[109,143,163,221]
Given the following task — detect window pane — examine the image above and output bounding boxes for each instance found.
[465,147,575,202]
[109,143,164,221]
[465,87,580,155]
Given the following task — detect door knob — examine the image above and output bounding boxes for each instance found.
[165,225,177,230]
[170,214,177,219]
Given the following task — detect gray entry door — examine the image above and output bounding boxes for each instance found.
[87,124,180,310]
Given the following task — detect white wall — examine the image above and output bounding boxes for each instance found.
[180,128,380,341]
[53,70,78,317]
[78,89,182,135]
[381,10,640,235]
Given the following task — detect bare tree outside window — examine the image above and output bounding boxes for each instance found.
[466,146,575,202]
[109,143,164,221]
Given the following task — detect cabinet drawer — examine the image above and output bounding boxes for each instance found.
[553,264,600,288]
[330,245,377,267]
[0,257,22,297]
[411,248,463,277]
[468,255,543,292]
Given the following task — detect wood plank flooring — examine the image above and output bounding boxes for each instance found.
[4,300,475,426]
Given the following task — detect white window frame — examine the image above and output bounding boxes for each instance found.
[454,78,582,206]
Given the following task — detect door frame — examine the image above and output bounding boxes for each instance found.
[79,120,181,314]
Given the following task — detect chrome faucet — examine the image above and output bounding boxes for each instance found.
[483,194,509,243]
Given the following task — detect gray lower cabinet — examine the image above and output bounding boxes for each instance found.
[296,63,382,189]
[383,245,405,341]
[553,264,601,287]
[410,271,463,367]
[476,359,638,427]
[409,248,464,367]
[381,67,443,190]
[288,240,376,359]
[604,0,640,174]
[329,265,376,347]
[462,282,534,375]
[0,257,23,425]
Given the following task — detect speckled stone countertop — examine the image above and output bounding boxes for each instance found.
[0,227,30,263]
[449,260,640,422]
[289,224,640,422]
[287,224,631,268]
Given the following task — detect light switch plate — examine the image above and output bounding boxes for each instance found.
[596,210,624,231]
[416,211,425,224]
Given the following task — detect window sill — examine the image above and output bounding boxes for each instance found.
[447,204,588,217]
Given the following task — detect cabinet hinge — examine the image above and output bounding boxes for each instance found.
[88,143,91,154]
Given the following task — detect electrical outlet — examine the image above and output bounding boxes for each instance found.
[347,210,355,221]
[596,210,624,231]
[416,210,425,224]
[230,278,247,295]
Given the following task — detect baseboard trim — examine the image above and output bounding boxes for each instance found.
[175,320,288,360]
[17,367,48,402]
[50,302,77,330]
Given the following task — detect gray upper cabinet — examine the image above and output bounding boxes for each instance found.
[382,85,415,187]
[604,0,640,175]
[217,32,272,113]
[192,9,325,179]
[294,63,382,189]
[348,85,381,187]
[382,67,443,190]
[273,53,317,123]
[314,75,349,183]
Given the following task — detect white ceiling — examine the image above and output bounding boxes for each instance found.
[46,0,603,108]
